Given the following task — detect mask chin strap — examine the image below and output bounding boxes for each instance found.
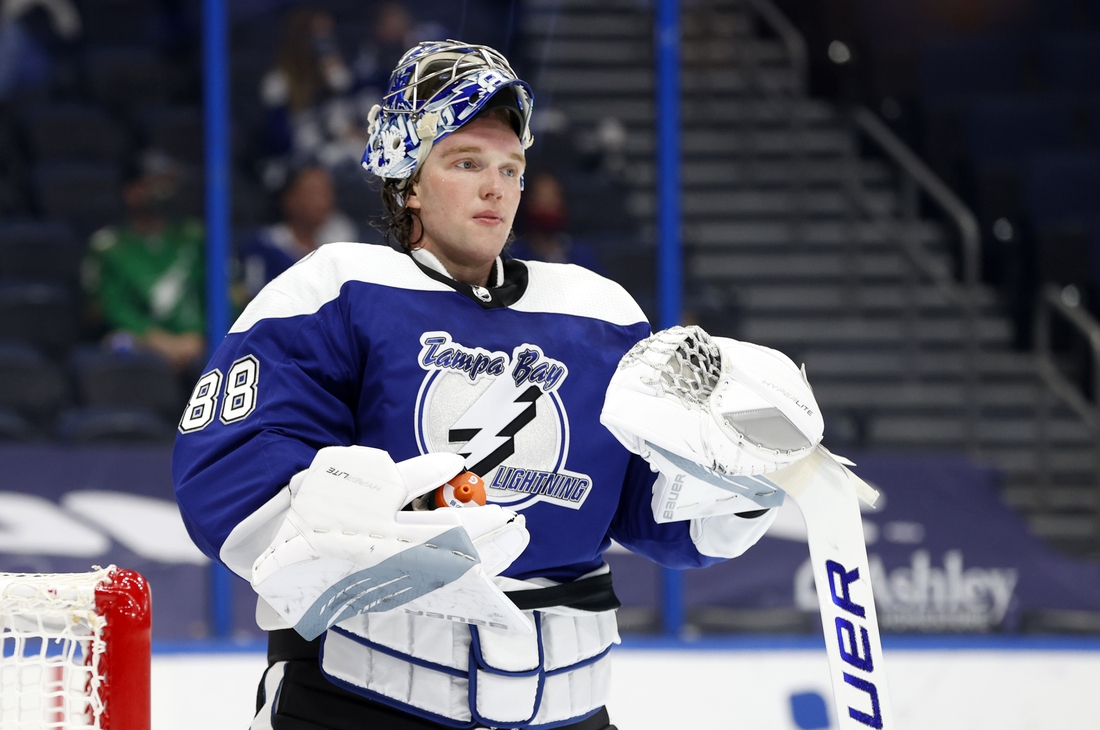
[413,112,441,174]
[366,104,381,134]
[377,109,440,206]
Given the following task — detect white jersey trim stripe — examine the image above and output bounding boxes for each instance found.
[230,243,451,334]
[512,260,648,327]
[229,243,648,335]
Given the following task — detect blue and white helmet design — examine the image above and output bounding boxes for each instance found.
[362,40,534,182]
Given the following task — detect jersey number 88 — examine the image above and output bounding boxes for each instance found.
[179,355,260,433]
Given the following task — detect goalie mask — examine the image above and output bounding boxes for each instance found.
[361,40,535,182]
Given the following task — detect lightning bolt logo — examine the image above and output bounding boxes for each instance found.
[449,375,542,476]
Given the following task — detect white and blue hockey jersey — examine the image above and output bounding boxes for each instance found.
[171,243,775,727]
[173,242,726,582]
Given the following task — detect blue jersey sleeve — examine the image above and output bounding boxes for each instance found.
[606,453,723,569]
[173,284,361,561]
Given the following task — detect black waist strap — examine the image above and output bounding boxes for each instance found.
[504,572,620,612]
[270,628,323,664]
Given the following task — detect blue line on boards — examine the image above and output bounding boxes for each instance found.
[148,634,1100,655]
[615,634,1100,652]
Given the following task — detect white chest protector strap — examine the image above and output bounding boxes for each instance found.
[319,599,619,728]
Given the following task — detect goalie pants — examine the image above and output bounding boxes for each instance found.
[252,631,618,730]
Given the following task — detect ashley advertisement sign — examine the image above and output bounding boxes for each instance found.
[795,549,1019,632]
[678,453,1100,632]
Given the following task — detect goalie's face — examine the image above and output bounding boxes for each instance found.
[407,115,524,285]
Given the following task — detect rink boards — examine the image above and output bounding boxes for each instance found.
[151,637,1100,730]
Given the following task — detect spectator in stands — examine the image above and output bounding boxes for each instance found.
[83,150,206,374]
[351,2,426,90]
[509,171,602,272]
[238,163,358,301]
[259,3,447,190]
[0,0,80,100]
[582,116,629,181]
[260,6,376,188]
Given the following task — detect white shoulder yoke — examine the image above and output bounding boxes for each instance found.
[512,260,648,328]
[230,243,451,334]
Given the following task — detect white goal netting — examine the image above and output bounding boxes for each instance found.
[0,567,115,730]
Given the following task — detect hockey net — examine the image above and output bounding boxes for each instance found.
[0,567,150,730]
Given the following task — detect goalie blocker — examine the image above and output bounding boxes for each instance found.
[245,446,532,640]
[601,326,894,729]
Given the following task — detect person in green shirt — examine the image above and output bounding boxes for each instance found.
[83,151,206,373]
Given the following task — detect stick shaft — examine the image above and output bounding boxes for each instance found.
[787,454,893,729]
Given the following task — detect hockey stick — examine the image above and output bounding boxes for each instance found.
[769,447,893,730]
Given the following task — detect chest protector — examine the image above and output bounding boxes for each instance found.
[320,605,619,728]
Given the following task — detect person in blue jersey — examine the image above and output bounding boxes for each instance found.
[173,41,829,730]
[237,163,359,303]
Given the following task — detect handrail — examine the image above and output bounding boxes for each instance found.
[1035,284,1100,429]
[851,107,983,288]
[741,0,808,95]
[844,106,983,449]
[1034,284,1100,530]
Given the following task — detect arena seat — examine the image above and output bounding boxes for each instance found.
[138,106,203,164]
[85,48,169,112]
[0,343,68,433]
[0,408,33,440]
[70,348,181,422]
[233,174,273,227]
[21,104,130,165]
[0,283,79,357]
[963,95,1079,230]
[56,406,174,444]
[1038,0,1089,29]
[1089,97,1100,145]
[556,171,634,235]
[964,96,1077,165]
[918,35,1028,109]
[0,220,83,286]
[1023,151,1100,229]
[80,0,166,47]
[1089,218,1100,295]
[151,165,273,224]
[0,121,27,217]
[156,162,203,219]
[30,162,124,235]
[1037,32,1100,94]
[526,130,585,174]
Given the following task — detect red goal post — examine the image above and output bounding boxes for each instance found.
[0,566,151,730]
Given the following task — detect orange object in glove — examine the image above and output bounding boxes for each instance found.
[434,471,487,509]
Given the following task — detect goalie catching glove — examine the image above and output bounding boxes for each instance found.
[602,326,824,523]
[251,446,531,640]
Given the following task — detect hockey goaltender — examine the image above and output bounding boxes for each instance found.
[173,40,851,730]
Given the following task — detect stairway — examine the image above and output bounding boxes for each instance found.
[522,0,1100,560]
